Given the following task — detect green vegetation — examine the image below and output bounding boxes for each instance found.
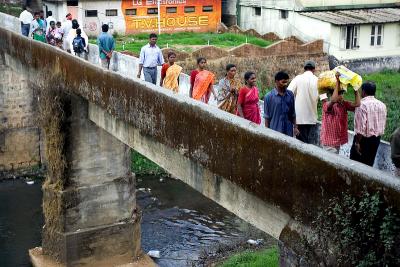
[306,188,400,266]
[131,150,166,176]
[218,247,279,267]
[0,3,22,17]
[91,32,273,54]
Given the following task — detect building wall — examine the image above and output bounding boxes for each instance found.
[298,0,399,8]
[329,23,400,60]
[222,0,237,26]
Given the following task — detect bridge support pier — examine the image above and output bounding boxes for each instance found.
[30,94,141,266]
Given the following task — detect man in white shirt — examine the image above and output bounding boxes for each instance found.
[288,60,319,144]
[19,6,33,37]
[46,11,56,31]
[62,13,73,50]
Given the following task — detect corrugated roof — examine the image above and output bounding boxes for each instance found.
[299,8,400,25]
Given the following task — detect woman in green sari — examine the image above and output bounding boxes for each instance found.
[30,12,46,43]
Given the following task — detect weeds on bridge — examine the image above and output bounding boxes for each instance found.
[304,188,400,266]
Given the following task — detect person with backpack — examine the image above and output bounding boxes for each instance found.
[67,19,88,55]
[72,28,86,58]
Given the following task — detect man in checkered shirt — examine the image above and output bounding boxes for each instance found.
[350,82,387,166]
[320,72,361,154]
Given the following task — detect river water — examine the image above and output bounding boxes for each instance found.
[0,176,274,267]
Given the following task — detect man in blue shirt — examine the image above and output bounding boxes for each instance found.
[137,33,164,85]
[97,24,115,69]
[264,71,299,137]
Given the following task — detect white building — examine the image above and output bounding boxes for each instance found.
[237,0,400,72]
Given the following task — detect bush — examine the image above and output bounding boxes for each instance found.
[305,188,400,266]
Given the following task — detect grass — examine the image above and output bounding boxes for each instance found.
[259,70,400,141]
[218,247,279,267]
[91,32,273,54]
[0,3,22,17]
[131,150,166,176]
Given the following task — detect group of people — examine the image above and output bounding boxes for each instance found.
[136,34,396,173]
[21,19,398,175]
[19,7,115,67]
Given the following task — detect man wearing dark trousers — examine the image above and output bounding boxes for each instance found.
[350,82,387,166]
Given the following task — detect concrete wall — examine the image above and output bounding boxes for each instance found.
[0,13,40,174]
[221,0,237,26]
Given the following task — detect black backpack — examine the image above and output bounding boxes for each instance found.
[72,36,84,53]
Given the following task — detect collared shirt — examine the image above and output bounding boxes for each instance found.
[19,10,33,24]
[264,88,296,136]
[354,96,386,137]
[139,43,164,68]
[321,100,355,146]
[288,71,318,124]
[97,32,115,59]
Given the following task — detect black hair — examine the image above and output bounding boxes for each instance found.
[225,63,236,72]
[102,24,109,32]
[39,10,44,14]
[304,65,315,71]
[34,11,40,16]
[47,11,52,16]
[149,33,158,39]
[56,21,61,26]
[22,5,27,10]
[244,71,255,84]
[76,28,81,35]
[197,57,206,64]
[167,51,176,58]
[361,81,376,96]
[50,20,55,26]
[275,71,289,81]
[72,19,79,29]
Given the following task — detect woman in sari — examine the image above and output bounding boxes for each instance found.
[218,64,242,114]
[160,52,182,93]
[237,71,261,124]
[190,57,217,103]
[30,12,46,43]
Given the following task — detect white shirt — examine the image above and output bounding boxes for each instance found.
[288,71,319,124]
[19,10,33,24]
[62,20,72,36]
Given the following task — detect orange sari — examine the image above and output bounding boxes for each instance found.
[192,70,215,103]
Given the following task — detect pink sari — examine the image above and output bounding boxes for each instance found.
[238,87,261,124]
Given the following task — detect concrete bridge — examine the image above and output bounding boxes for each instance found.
[1,13,400,267]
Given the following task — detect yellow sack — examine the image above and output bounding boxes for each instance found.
[334,65,362,92]
[317,70,338,94]
[317,66,362,94]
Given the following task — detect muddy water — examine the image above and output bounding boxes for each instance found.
[0,176,274,267]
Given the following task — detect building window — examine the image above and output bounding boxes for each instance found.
[85,10,97,17]
[254,7,261,16]
[184,6,195,13]
[125,9,137,16]
[166,7,177,13]
[203,6,213,12]
[280,10,288,19]
[106,9,117,16]
[67,0,78,6]
[370,24,383,46]
[340,25,360,50]
[147,8,158,15]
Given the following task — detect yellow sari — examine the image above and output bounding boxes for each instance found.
[163,64,182,93]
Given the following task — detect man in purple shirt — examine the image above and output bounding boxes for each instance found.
[137,33,164,85]
[264,71,299,137]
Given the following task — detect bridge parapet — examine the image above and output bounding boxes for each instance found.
[1,13,400,266]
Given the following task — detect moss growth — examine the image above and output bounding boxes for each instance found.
[218,247,279,267]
